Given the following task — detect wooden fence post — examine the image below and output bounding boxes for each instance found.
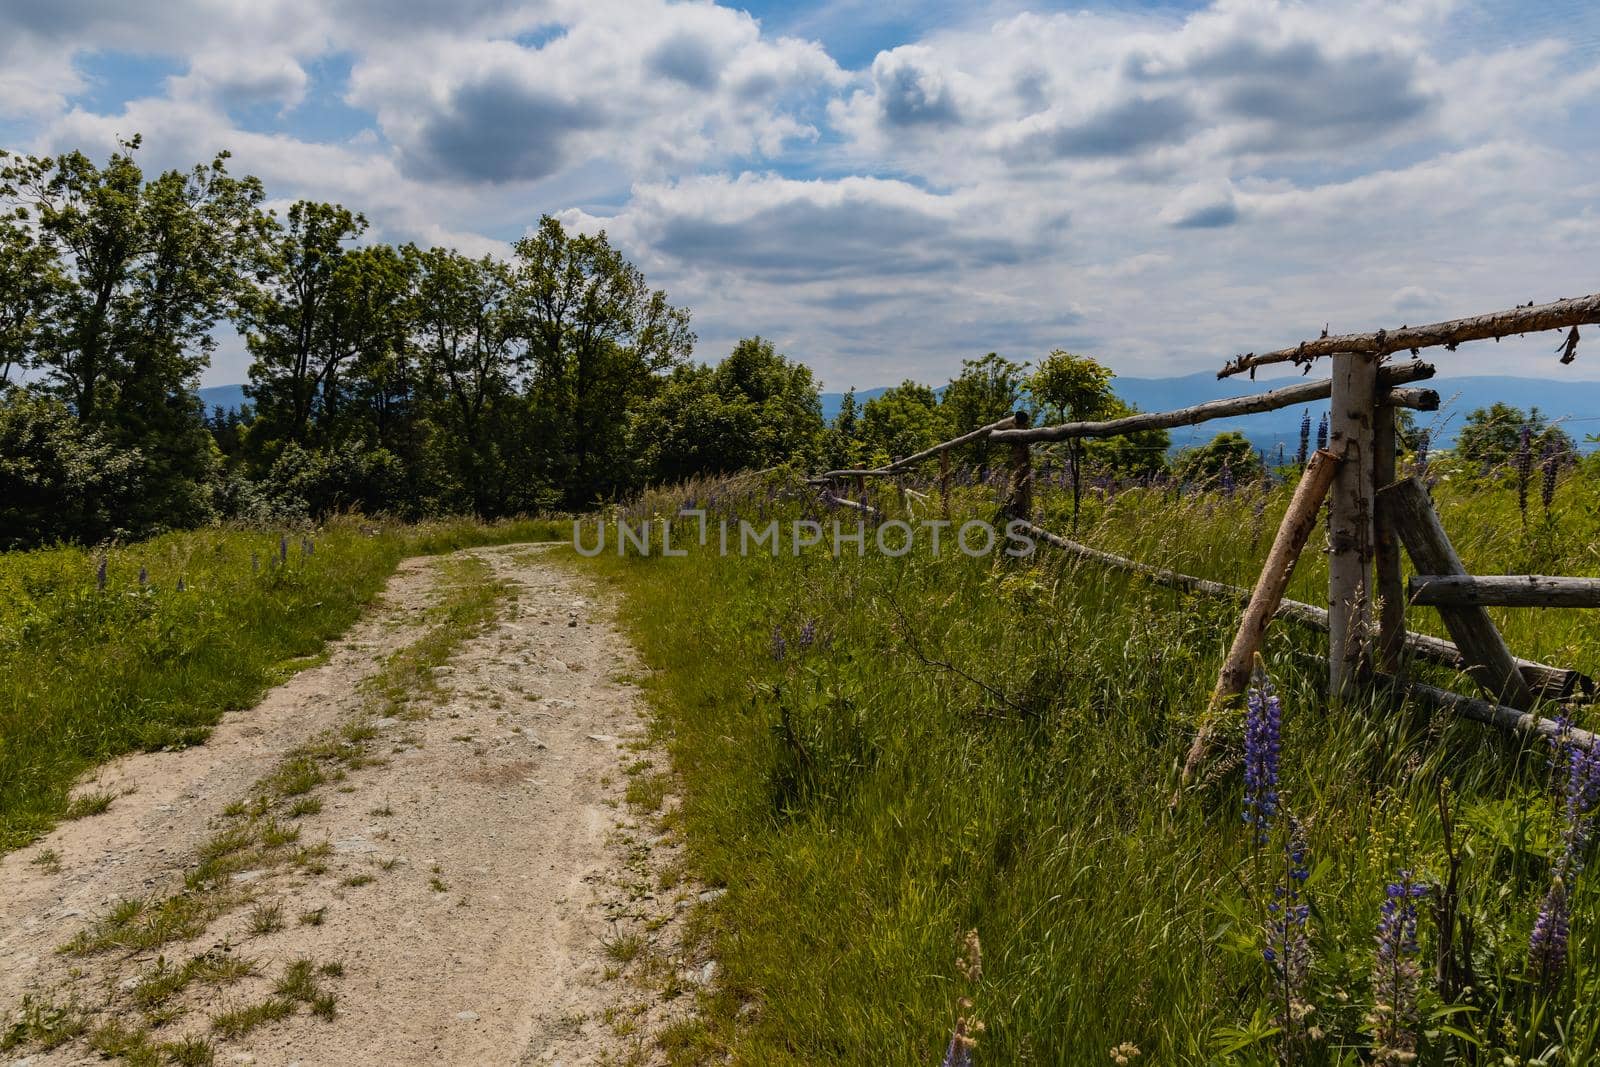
[1006,414,1033,520]
[1374,400,1405,673]
[1328,351,1379,700]
[855,473,867,509]
[1381,477,1535,707]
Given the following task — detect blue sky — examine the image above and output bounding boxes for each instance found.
[2,0,1598,391]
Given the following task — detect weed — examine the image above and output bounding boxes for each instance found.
[246,902,283,936]
[63,790,115,819]
[209,998,293,1038]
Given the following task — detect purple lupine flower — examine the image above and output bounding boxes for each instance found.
[1541,438,1561,515]
[771,626,787,662]
[251,551,260,573]
[1515,425,1533,521]
[1315,412,1329,453]
[1220,460,1235,497]
[279,534,289,564]
[1265,817,1313,1049]
[138,565,148,589]
[1414,429,1430,478]
[1557,729,1600,868]
[96,556,107,591]
[1297,410,1311,468]
[176,577,186,593]
[1370,871,1428,1062]
[1243,662,1282,846]
[798,618,817,650]
[941,1030,973,1067]
[1529,876,1570,988]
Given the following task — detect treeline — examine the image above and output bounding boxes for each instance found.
[0,141,1186,550]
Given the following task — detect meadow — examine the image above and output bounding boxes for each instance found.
[580,455,1600,1065]
[0,515,566,852]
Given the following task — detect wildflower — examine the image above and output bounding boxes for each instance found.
[1315,412,1328,452]
[279,534,289,564]
[1515,425,1533,521]
[1369,871,1428,1064]
[1541,439,1561,516]
[1297,410,1311,468]
[1413,429,1430,478]
[1265,818,1314,1050]
[1550,723,1600,870]
[138,565,148,589]
[798,618,817,650]
[96,556,107,591]
[1220,460,1235,497]
[770,626,787,662]
[1109,1042,1141,1064]
[1243,659,1282,845]
[176,577,186,593]
[1529,876,1570,988]
[942,930,984,1067]
[251,551,260,574]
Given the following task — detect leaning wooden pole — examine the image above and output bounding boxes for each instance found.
[1180,447,1343,788]
[1211,447,1344,706]
[1381,477,1535,708]
[1327,352,1380,700]
[1005,416,1034,520]
[1410,575,1600,608]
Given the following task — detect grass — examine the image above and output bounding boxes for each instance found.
[574,462,1600,1065]
[0,514,567,854]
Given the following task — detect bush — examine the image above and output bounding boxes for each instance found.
[260,441,408,518]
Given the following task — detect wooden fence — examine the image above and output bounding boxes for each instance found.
[808,293,1600,760]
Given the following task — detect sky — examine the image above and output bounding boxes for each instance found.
[2,0,1598,391]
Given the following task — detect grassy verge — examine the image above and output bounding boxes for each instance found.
[578,470,1599,1065]
[0,514,563,853]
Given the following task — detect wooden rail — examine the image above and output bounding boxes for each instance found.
[1014,521,1588,701]
[989,361,1434,444]
[1217,292,1600,379]
[1410,574,1600,608]
[798,289,1600,768]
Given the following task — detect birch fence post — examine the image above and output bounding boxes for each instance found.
[1327,351,1379,700]
[1006,414,1033,520]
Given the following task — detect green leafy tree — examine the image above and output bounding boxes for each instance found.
[1,138,262,531]
[1029,350,1119,523]
[1082,397,1170,480]
[0,390,144,548]
[512,216,694,504]
[409,247,517,513]
[0,209,61,384]
[1171,430,1263,485]
[636,337,823,480]
[858,381,948,464]
[1455,403,1574,470]
[941,352,1028,472]
[823,387,863,470]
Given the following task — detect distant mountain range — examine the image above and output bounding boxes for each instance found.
[199,375,1600,456]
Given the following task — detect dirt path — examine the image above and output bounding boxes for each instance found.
[0,545,704,1066]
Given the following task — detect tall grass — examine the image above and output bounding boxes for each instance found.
[579,462,1599,1065]
[0,514,566,852]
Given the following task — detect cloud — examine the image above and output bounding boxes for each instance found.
[1004,95,1196,162]
[405,72,604,183]
[870,46,960,127]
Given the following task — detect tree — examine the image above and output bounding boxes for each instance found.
[1,138,262,532]
[1171,430,1263,485]
[635,337,824,481]
[823,387,863,471]
[941,352,1027,472]
[238,201,376,445]
[1082,397,1170,480]
[410,247,516,513]
[512,216,694,504]
[1456,403,1574,471]
[0,209,60,384]
[0,390,143,548]
[1029,350,1119,524]
[858,381,947,464]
